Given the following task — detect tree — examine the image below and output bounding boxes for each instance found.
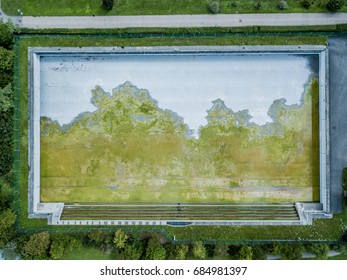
[213,244,229,258]
[175,244,189,260]
[0,209,16,248]
[306,243,329,259]
[1,241,17,260]
[252,245,268,260]
[0,47,14,88]
[205,244,215,258]
[21,232,51,260]
[209,1,220,14]
[192,241,207,259]
[0,20,14,49]
[238,245,253,260]
[88,229,105,246]
[0,178,13,212]
[327,0,345,11]
[49,240,65,260]
[113,229,129,250]
[278,0,289,10]
[49,234,82,260]
[122,243,143,260]
[280,244,304,260]
[145,235,166,260]
[0,84,13,176]
[103,0,114,10]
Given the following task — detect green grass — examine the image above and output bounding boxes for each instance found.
[59,246,113,260]
[2,0,347,16]
[166,211,347,242]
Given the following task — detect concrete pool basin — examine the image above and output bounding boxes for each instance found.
[27,45,329,225]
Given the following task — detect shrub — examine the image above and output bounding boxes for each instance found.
[327,0,345,11]
[278,0,289,10]
[103,0,114,11]
[209,1,220,14]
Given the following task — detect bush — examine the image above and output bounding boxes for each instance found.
[278,0,289,10]
[103,0,114,11]
[209,1,220,14]
[327,0,345,11]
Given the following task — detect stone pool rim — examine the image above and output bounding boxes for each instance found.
[27,45,330,226]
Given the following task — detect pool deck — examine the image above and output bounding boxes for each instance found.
[26,45,332,226]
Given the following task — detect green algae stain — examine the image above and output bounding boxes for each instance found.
[40,78,319,204]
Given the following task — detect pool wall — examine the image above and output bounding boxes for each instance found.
[27,45,330,225]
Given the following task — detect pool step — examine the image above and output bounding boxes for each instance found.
[60,204,299,221]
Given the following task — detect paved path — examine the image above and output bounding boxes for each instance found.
[328,36,347,213]
[268,250,342,260]
[21,13,347,29]
[1,3,347,29]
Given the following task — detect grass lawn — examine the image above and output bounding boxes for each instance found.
[2,0,347,16]
[60,246,113,260]
[14,32,345,244]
